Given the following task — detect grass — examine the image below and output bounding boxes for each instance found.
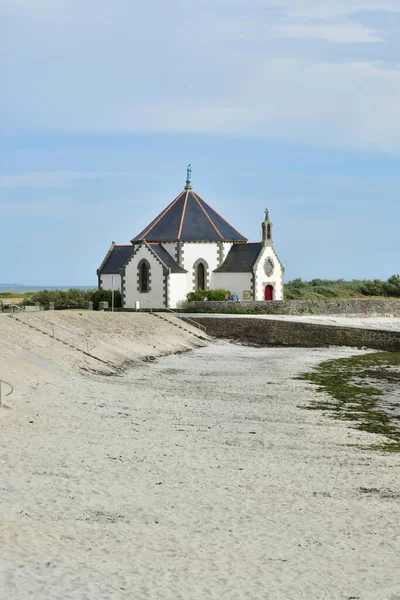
[296,352,400,452]
[0,292,29,298]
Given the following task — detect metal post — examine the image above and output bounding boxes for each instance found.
[111,275,114,313]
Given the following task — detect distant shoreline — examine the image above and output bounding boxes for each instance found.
[0,284,96,293]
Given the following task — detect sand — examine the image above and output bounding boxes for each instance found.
[1,334,400,600]
[0,311,208,402]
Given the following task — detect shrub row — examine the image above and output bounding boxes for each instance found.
[284,276,400,300]
[23,288,122,310]
[187,289,230,301]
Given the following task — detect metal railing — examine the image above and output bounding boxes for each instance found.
[9,304,95,353]
[139,299,206,332]
[0,379,13,408]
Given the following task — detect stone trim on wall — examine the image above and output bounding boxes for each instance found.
[176,241,183,266]
[120,244,141,308]
[164,269,169,308]
[250,273,255,300]
[217,242,223,267]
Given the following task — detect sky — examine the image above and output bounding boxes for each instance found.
[1,0,399,285]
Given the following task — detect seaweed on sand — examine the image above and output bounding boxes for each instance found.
[296,352,400,452]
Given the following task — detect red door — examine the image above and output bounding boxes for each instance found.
[264,285,273,301]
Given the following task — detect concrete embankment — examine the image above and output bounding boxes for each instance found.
[189,317,400,351]
[0,311,208,405]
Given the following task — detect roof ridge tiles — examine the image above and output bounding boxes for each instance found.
[135,190,185,242]
[194,191,247,240]
[191,191,223,240]
[177,190,189,239]
[131,187,247,243]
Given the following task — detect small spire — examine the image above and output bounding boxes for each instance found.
[185,163,192,190]
[262,208,272,245]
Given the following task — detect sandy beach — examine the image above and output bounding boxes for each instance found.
[1,339,400,600]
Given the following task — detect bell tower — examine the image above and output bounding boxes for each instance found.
[261,208,273,246]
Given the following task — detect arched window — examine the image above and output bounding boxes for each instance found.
[267,223,271,240]
[193,259,208,291]
[197,262,205,290]
[138,259,150,293]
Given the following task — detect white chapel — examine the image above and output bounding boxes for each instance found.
[97,168,284,309]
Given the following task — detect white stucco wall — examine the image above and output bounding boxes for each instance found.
[182,242,220,291]
[99,273,122,292]
[168,273,189,308]
[124,244,166,309]
[213,272,252,300]
[253,246,284,301]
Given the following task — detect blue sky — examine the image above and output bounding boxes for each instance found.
[1,0,399,285]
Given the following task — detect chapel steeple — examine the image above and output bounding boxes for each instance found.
[261,208,273,246]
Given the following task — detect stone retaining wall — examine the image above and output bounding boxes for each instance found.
[188,299,400,317]
[189,318,400,352]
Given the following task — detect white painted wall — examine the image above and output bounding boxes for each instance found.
[213,272,252,300]
[100,273,122,292]
[124,244,166,309]
[253,246,284,300]
[168,273,189,308]
[182,242,219,291]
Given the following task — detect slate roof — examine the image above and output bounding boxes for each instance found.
[131,190,247,243]
[214,243,263,272]
[99,245,135,274]
[148,243,187,273]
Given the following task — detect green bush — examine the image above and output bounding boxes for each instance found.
[90,289,122,310]
[187,288,230,302]
[23,288,92,306]
[22,288,122,309]
[385,275,400,297]
[284,276,400,300]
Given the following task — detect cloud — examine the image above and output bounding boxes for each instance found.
[214,18,383,44]
[226,0,400,20]
[0,171,136,187]
[2,0,400,151]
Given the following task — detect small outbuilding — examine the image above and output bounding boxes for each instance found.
[97,169,284,308]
